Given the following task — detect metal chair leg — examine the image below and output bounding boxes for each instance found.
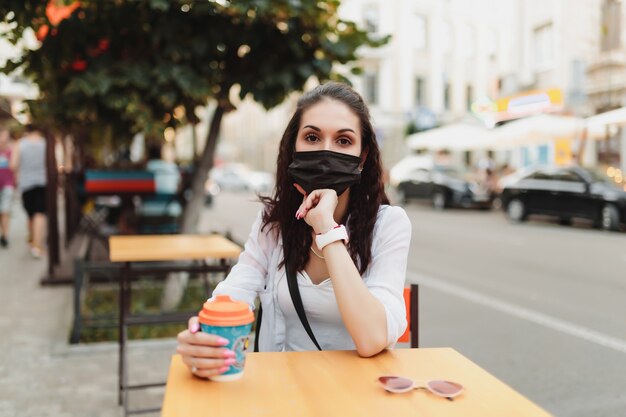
[118,263,129,407]
[410,284,419,348]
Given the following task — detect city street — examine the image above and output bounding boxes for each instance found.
[202,191,626,417]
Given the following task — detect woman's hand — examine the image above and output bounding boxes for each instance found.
[176,316,237,378]
[294,184,338,234]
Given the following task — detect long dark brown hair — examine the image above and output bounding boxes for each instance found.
[260,82,389,275]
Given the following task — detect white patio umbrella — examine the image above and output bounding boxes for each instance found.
[406,123,496,151]
[585,107,626,139]
[492,114,584,148]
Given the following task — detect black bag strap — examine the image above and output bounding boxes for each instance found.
[253,304,262,352]
[285,250,322,351]
[255,242,322,351]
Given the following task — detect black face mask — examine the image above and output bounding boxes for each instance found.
[288,150,362,196]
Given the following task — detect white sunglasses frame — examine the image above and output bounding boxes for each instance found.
[378,376,464,400]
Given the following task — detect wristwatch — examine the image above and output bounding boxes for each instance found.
[315,225,349,250]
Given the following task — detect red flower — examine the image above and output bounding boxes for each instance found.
[98,39,110,51]
[71,59,88,72]
[36,25,49,41]
[46,0,81,26]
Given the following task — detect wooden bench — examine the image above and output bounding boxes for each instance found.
[83,169,184,235]
[85,170,156,195]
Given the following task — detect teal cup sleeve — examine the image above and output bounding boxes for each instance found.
[200,323,253,376]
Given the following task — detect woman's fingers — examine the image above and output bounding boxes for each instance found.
[176,342,233,359]
[297,194,319,219]
[181,354,236,370]
[190,365,233,379]
[295,186,312,219]
[188,316,200,333]
[294,188,338,222]
[177,327,230,347]
[293,184,307,219]
[178,316,238,378]
[293,183,307,196]
[181,355,235,378]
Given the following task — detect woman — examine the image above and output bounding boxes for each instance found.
[0,127,15,247]
[177,82,411,378]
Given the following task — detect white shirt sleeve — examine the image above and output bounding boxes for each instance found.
[363,206,412,346]
[211,209,275,309]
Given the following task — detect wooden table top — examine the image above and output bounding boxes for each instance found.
[161,348,553,417]
[109,234,242,262]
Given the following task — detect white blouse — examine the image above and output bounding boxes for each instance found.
[211,204,412,352]
[276,269,356,351]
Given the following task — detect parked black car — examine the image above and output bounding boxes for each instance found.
[500,166,626,231]
[395,165,493,209]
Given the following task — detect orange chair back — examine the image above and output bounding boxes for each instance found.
[397,287,411,343]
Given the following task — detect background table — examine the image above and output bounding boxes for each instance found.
[162,348,553,417]
[109,234,242,262]
[109,233,242,416]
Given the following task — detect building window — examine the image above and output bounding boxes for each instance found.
[444,82,451,110]
[533,23,554,70]
[601,0,622,51]
[464,151,471,167]
[415,77,425,106]
[364,71,378,105]
[415,14,427,50]
[466,85,473,110]
[363,5,380,33]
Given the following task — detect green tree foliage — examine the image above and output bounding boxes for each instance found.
[2,0,388,231]
[1,0,386,143]
[1,0,388,302]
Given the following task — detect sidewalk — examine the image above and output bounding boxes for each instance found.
[0,201,178,417]
[0,192,263,417]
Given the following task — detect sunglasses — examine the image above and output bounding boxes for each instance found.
[378,376,464,400]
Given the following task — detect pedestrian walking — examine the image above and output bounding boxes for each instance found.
[10,124,47,258]
[176,82,412,379]
[0,127,16,248]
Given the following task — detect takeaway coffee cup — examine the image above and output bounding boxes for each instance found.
[198,295,254,381]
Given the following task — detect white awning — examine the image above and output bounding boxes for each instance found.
[585,107,626,139]
[406,123,496,151]
[586,107,626,128]
[492,114,584,148]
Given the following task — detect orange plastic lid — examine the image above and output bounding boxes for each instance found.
[198,295,254,327]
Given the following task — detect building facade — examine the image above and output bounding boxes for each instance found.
[189,1,625,174]
[585,0,626,173]
[339,0,512,168]
[339,0,603,169]
[0,26,38,124]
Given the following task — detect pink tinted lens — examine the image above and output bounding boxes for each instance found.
[427,380,463,396]
[378,376,414,390]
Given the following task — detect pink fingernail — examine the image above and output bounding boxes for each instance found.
[218,366,230,373]
[223,350,236,358]
[224,358,236,366]
[190,323,200,334]
[217,337,230,345]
